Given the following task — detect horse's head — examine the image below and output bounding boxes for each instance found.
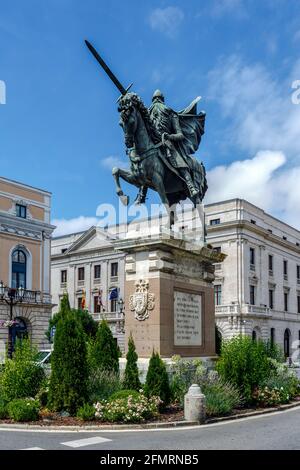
[118,93,140,149]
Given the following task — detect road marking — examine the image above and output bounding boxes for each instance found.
[61,436,112,448]
[21,447,44,450]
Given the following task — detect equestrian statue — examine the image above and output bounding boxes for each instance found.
[85,40,208,226]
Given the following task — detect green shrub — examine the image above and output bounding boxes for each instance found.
[170,356,205,405]
[7,398,40,422]
[123,334,141,391]
[109,389,140,401]
[48,310,89,415]
[89,320,119,374]
[0,339,45,401]
[45,293,98,342]
[0,400,8,419]
[144,351,170,408]
[77,403,95,421]
[35,381,49,407]
[94,392,161,423]
[88,369,121,403]
[202,380,243,416]
[216,336,274,403]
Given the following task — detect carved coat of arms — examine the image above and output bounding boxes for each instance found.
[129,279,155,321]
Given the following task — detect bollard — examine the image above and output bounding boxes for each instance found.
[184,384,206,423]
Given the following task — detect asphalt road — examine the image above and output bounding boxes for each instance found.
[1,407,300,450]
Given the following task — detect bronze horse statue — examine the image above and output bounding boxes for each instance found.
[112,93,207,225]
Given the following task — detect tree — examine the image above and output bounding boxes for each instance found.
[90,319,119,374]
[144,351,170,408]
[45,293,97,342]
[123,334,141,391]
[48,310,89,415]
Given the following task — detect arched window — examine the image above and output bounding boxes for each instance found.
[12,249,26,289]
[284,329,291,358]
[252,330,257,342]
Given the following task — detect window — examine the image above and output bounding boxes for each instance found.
[297,242,300,247]
[252,330,257,342]
[111,262,118,277]
[94,265,101,279]
[16,204,26,218]
[61,270,67,284]
[12,249,26,289]
[61,248,67,254]
[250,285,255,305]
[214,285,222,306]
[270,328,275,348]
[213,247,221,254]
[268,255,273,272]
[94,296,101,313]
[250,219,256,225]
[269,289,274,310]
[297,265,300,281]
[283,260,288,279]
[284,292,288,312]
[210,218,220,226]
[297,295,300,314]
[250,247,255,266]
[111,298,117,312]
[78,267,85,281]
[77,297,82,310]
[283,236,287,241]
[268,229,273,234]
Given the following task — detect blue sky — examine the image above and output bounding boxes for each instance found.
[1,0,300,234]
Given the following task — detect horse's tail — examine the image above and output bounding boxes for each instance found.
[188,157,208,201]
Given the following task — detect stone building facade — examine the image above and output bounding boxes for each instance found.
[51,199,300,358]
[0,176,55,355]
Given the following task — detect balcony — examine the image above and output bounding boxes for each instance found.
[250,264,255,271]
[215,304,271,317]
[60,282,67,290]
[269,270,273,277]
[77,280,85,287]
[93,278,101,285]
[110,276,118,284]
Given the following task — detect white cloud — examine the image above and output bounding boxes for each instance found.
[148,7,184,38]
[210,0,247,18]
[100,155,127,170]
[207,55,300,228]
[205,150,300,229]
[208,55,300,159]
[52,216,99,237]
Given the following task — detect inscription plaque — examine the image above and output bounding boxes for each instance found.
[174,291,202,346]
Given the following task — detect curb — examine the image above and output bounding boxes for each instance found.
[0,402,300,432]
[0,420,198,432]
[205,400,300,424]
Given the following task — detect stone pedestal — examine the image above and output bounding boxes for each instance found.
[114,233,225,358]
[184,384,206,423]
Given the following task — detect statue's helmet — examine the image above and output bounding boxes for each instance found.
[152,89,165,102]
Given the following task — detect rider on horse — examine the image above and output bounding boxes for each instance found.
[135,90,205,205]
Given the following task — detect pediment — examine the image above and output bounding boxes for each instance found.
[66,226,116,254]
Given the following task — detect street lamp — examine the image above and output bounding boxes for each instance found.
[117,298,125,334]
[0,280,25,359]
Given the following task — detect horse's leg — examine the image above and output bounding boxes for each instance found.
[150,170,177,229]
[112,167,142,206]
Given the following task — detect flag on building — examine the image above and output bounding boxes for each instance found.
[109,288,118,300]
[81,289,86,310]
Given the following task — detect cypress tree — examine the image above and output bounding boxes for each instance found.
[91,319,119,374]
[144,351,171,408]
[48,310,89,415]
[123,333,141,391]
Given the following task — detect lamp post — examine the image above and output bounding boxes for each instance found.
[117,297,125,334]
[0,280,25,359]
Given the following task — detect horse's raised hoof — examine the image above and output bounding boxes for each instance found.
[120,195,129,206]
